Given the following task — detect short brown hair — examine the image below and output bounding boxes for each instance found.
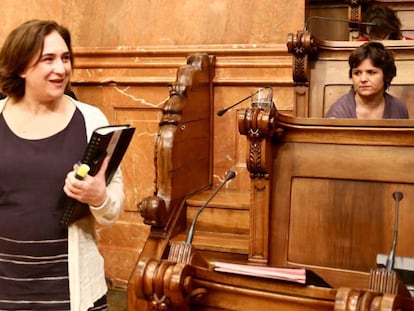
[0,20,73,100]
[348,41,396,89]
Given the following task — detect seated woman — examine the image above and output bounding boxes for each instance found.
[325,41,409,119]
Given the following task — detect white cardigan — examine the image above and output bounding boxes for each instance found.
[0,97,125,311]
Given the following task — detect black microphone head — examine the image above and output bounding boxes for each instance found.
[217,109,226,117]
[217,88,268,117]
[392,191,403,201]
[226,170,236,180]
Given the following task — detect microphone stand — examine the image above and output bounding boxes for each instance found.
[386,191,402,271]
[368,191,410,296]
[304,16,376,31]
[186,171,236,244]
[217,86,273,117]
[168,171,236,264]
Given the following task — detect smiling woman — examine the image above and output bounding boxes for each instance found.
[325,41,409,119]
[0,20,125,311]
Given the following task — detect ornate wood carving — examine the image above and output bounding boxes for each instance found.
[286,30,317,117]
[137,53,215,232]
[286,30,316,84]
[131,259,414,311]
[238,105,278,178]
[132,258,206,311]
[335,287,414,311]
[128,53,215,310]
[369,267,411,297]
[345,0,377,40]
[238,104,280,264]
[348,0,362,40]
[129,52,414,311]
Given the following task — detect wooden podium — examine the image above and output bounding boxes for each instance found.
[127,34,414,310]
[129,102,414,310]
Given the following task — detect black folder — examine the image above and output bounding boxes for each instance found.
[59,124,135,227]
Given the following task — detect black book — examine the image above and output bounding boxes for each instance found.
[59,124,136,227]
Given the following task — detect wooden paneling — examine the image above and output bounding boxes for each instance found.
[269,116,414,289]
[0,0,304,47]
[289,178,414,270]
[306,1,350,41]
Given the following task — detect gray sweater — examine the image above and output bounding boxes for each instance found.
[325,88,409,119]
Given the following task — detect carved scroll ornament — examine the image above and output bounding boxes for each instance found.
[137,87,187,228]
[286,30,316,84]
[238,105,280,179]
[137,53,212,229]
[133,258,206,311]
[335,287,414,311]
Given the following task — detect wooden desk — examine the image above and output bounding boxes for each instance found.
[245,111,414,288]
[129,101,414,309]
[127,31,414,310]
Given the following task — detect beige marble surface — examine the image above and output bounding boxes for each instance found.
[0,0,304,47]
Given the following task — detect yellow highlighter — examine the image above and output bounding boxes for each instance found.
[75,163,90,180]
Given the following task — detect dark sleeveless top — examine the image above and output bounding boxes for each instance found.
[0,108,87,310]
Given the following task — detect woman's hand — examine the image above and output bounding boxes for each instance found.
[63,156,109,206]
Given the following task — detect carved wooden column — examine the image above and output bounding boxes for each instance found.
[128,53,215,310]
[138,53,215,237]
[347,0,363,40]
[335,287,414,311]
[346,0,375,40]
[287,30,317,117]
[132,258,206,311]
[238,105,279,265]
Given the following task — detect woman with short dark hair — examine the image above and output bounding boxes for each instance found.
[325,41,409,119]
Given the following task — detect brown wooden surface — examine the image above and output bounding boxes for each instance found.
[265,114,414,290]
[72,42,295,286]
[127,2,414,308]
[0,1,304,47]
[129,103,414,310]
[127,53,215,310]
[128,256,414,310]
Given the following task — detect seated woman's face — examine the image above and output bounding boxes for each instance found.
[351,58,385,98]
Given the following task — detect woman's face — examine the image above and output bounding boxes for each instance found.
[351,58,385,98]
[20,30,72,101]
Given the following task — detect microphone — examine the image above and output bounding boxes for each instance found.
[385,191,403,271]
[185,170,236,244]
[217,86,273,117]
[304,16,376,31]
